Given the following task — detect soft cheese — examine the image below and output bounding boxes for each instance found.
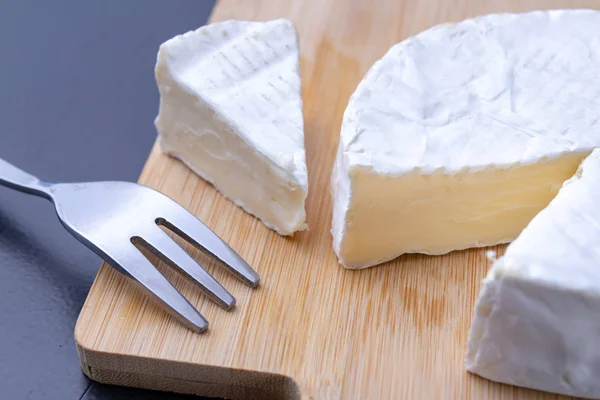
[467,149,600,398]
[155,19,308,235]
[332,9,600,268]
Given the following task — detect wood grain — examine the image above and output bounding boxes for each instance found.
[75,0,597,398]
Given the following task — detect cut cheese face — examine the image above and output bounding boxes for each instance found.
[467,149,600,398]
[154,19,308,236]
[332,9,600,268]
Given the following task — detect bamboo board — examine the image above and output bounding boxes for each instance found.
[75,0,597,398]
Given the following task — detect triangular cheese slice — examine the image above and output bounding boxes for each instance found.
[332,9,600,268]
[467,148,600,397]
[155,19,307,235]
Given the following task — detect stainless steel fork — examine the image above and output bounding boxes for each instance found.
[0,157,259,333]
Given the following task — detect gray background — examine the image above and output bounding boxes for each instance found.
[0,1,216,398]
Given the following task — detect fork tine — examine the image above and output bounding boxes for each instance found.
[134,231,236,310]
[113,249,208,333]
[157,216,260,288]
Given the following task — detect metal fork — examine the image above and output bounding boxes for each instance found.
[0,157,259,333]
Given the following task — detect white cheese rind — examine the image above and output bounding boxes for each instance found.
[467,149,600,398]
[155,19,307,235]
[332,9,600,268]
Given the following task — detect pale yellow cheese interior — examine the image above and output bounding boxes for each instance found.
[156,88,307,236]
[338,152,589,268]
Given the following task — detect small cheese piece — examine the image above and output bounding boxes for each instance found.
[154,19,308,235]
[467,149,600,398]
[332,9,600,268]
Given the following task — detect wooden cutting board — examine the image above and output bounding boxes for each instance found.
[75,0,596,398]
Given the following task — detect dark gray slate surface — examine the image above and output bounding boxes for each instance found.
[0,1,216,398]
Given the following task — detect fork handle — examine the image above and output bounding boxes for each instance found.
[0,157,53,200]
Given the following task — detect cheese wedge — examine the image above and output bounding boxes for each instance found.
[154,19,308,235]
[467,149,600,398]
[332,9,600,268]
